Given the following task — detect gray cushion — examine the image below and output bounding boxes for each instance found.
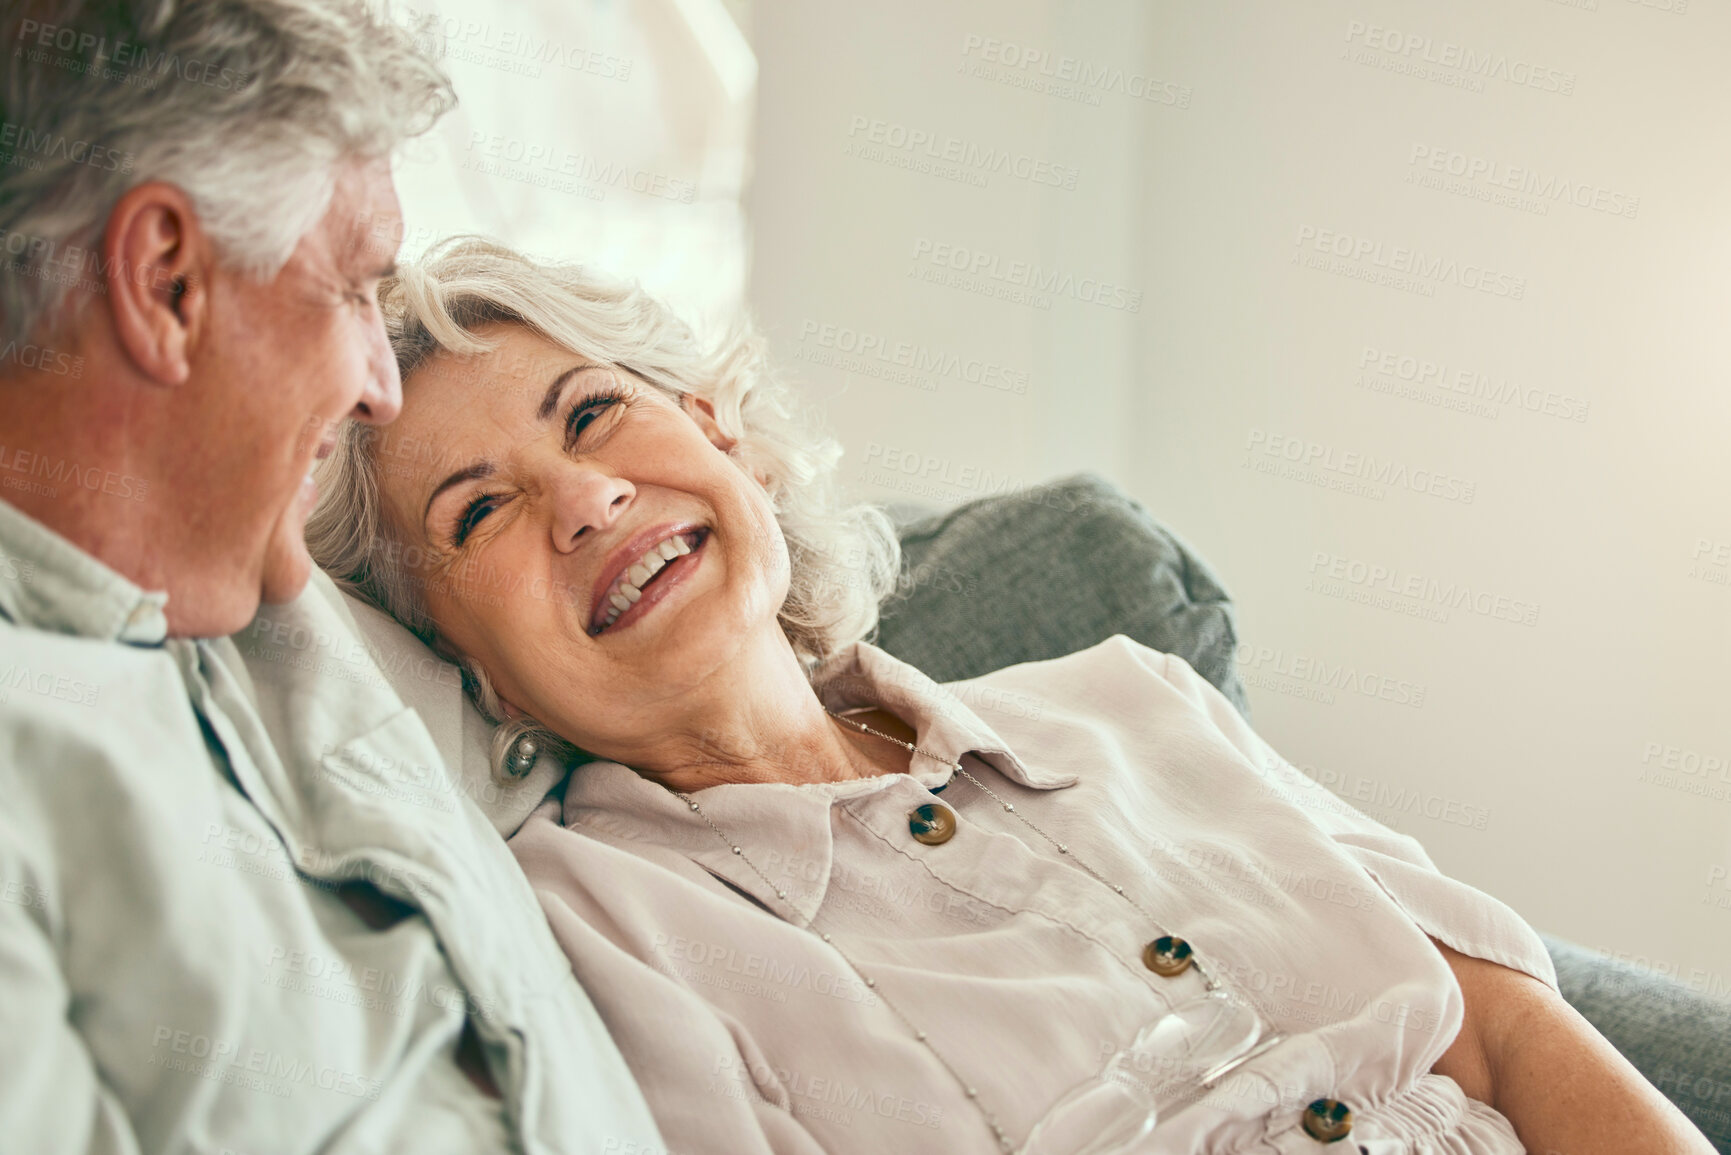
[876,473,1250,717]
[1543,935,1731,1152]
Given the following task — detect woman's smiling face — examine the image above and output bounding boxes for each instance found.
[377,322,791,757]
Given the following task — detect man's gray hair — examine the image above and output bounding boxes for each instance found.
[0,0,454,345]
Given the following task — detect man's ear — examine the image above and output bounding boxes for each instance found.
[102,181,213,387]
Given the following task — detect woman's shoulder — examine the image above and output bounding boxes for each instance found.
[938,634,1233,741]
[946,634,1199,704]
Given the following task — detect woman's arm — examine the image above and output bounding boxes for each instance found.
[1427,937,1714,1155]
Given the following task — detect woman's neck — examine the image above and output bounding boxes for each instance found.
[621,630,913,792]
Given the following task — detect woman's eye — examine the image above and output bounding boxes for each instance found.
[564,387,628,452]
[452,495,499,547]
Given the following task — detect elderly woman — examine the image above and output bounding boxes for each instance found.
[308,239,1708,1155]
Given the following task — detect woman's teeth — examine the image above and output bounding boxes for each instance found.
[596,531,697,631]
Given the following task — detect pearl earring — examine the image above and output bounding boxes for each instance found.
[505,734,539,779]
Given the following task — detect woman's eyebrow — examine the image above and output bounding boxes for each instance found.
[420,362,595,528]
[536,364,593,422]
[424,462,496,524]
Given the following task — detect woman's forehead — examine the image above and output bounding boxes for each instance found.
[419,324,596,393]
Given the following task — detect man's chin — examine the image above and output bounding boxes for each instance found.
[259,533,315,607]
[259,485,318,607]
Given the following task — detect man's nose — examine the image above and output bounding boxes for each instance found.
[550,467,635,552]
[351,319,402,425]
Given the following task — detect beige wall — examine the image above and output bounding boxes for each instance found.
[745,0,1731,987]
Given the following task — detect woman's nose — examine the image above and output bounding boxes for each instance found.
[548,466,635,552]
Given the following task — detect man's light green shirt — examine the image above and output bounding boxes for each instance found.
[0,498,662,1154]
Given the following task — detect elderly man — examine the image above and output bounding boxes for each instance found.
[0,1,660,1152]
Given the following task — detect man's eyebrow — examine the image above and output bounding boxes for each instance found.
[423,462,496,524]
[536,364,590,422]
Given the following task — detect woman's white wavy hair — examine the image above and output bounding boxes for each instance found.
[307,237,901,778]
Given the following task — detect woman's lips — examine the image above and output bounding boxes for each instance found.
[591,529,709,637]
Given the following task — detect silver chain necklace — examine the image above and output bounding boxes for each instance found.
[672,709,1236,1153]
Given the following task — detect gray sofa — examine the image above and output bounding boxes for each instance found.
[874,473,1731,1153]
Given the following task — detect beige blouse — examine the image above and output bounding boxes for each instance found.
[510,636,1556,1154]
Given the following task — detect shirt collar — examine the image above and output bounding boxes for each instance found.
[561,641,1075,926]
[810,641,1073,790]
[0,498,169,645]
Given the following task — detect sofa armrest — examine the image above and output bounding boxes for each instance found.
[1544,934,1731,1153]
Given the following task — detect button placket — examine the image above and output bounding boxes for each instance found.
[899,778,1212,1004]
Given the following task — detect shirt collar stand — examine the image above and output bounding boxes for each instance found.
[811,642,1075,791]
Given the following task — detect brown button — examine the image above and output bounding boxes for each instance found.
[1301,1098,1352,1143]
[908,803,956,845]
[1141,935,1193,977]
